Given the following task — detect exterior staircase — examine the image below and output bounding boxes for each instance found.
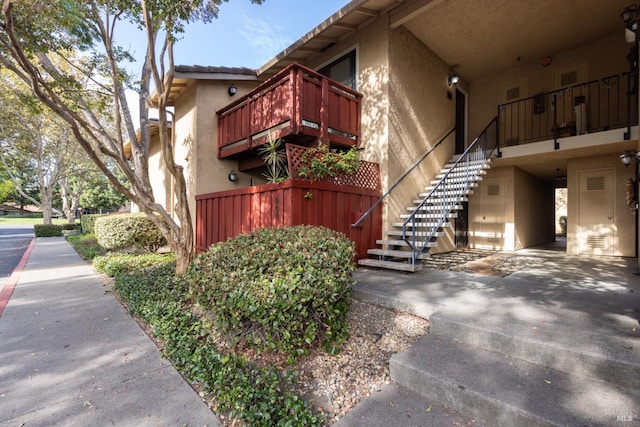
[359,157,490,272]
[359,118,499,272]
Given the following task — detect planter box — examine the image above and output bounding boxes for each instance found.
[195,180,382,260]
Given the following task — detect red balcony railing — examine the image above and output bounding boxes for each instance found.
[217,63,362,158]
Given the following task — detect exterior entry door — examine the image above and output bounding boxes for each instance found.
[577,169,615,255]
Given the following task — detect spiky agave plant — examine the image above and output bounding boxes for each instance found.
[257,135,289,183]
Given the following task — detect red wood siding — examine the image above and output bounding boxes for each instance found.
[217,63,362,158]
[195,180,382,260]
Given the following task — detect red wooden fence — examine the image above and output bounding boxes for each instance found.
[195,180,382,260]
[217,63,362,158]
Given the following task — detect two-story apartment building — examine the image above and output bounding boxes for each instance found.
[150,0,638,272]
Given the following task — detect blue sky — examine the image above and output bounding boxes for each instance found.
[117,0,348,69]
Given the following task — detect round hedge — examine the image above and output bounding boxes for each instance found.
[186,225,356,359]
[94,213,166,252]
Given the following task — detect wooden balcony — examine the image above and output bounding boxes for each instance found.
[217,63,362,159]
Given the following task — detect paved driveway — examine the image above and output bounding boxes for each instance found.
[0,225,34,286]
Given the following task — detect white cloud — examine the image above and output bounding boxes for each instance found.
[236,10,293,66]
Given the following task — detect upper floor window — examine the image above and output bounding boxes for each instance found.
[319,50,356,90]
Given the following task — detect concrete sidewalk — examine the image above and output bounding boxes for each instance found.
[0,237,220,427]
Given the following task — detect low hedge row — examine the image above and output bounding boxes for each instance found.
[34,224,62,237]
[93,252,176,277]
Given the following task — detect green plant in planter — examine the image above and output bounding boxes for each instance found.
[258,135,289,183]
[298,144,361,181]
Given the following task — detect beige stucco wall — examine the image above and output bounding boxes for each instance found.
[468,166,515,250]
[304,18,457,249]
[171,79,260,227]
[469,166,555,252]
[468,32,629,141]
[304,16,392,230]
[387,26,457,252]
[567,155,635,257]
[145,134,171,214]
[305,15,390,170]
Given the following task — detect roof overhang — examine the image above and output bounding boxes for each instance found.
[151,66,258,106]
[258,0,631,81]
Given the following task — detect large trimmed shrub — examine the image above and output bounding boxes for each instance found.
[34,224,63,237]
[94,213,166,252]
[81,214,105,234]
[186,225,355,359]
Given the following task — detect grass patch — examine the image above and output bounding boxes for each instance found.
[0,217,68,225]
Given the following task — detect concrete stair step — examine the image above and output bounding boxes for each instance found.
[376,239,438,248]
[366,248,431,260]
[444,159,490,168]
[392,221,450,227]
[390,334,640,427]
[412,197,468,204]
[396,215,454,221]
[425,183,478,192]
[442,163,488,172]
[332,383,476,426]
[384,230,444,238]
[419,189,474,198]
[430,176,483,186]
[429,301,640,391]
[434,169,487,180]
[406,204,463,212]
[358,258,422,272]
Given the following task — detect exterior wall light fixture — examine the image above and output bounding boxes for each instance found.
[448,74,459,86]
[228,170,238,182]
[228,84,237,97]
[620,150,639,167]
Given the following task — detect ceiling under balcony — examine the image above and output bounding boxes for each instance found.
[259,0,632,81]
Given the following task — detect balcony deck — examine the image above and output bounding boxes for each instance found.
[217,63,362,160]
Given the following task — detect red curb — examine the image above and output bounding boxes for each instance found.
[0,238,35,318]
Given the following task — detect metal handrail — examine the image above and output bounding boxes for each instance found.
[351,127,455,227]
[402,117,499,265]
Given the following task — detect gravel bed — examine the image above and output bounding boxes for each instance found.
[295,299,429,424]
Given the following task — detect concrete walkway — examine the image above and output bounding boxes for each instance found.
[0,237,220,427]
[339,246,640,426]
